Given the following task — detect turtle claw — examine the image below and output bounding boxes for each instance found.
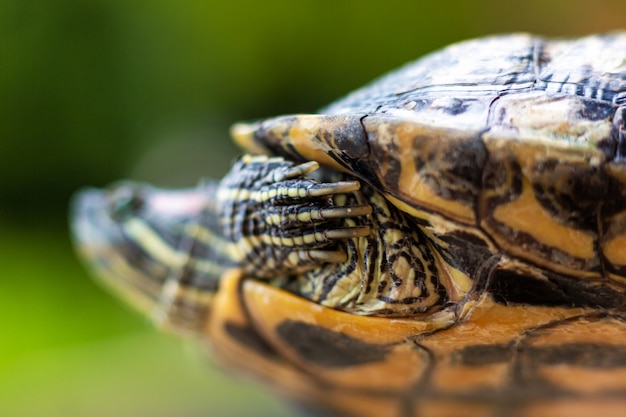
[282,248,354,272]
[320,205,372,220]
[307,181,361,197]
[285,249,347,268]
[257,180,362,203]
[264,203,372,227]
[275,161,319,181]
[325,226,371,240]
[306,250,348,264]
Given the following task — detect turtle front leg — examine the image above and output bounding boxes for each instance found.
[217,155,371,278]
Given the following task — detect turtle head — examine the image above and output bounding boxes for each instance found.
[70,181,220,334]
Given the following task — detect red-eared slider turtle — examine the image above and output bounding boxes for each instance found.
[72,32,626,417]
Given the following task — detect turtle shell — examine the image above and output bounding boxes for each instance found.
[233,32,626,291]
[214,33,626,415]
[71,32,626,417]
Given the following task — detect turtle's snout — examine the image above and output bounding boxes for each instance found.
[70,182,222,322]
[69,185,168,317]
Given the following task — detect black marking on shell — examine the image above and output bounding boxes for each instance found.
[411,133,487,206]
[323,115,370,160]
[332,149,386,199]
[530,158,606,231]
[371,135,402,193]
[525,343,626,368]
[224,321,279,359]
[442,230,492,249]
[255,116,309,163]
[452,340,626,369]
[452,343,514,366]
[545,272,624,309]
[482,156,524,199]
[489,268,623,308]
[275,319,390,368]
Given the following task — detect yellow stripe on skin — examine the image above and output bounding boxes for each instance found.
[183,223,230,259]
[225,234,254,263]
[125,218,187,267]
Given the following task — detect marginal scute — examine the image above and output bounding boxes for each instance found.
[233,114,369,175]
[361,114,484,225]
[241,278,445,392]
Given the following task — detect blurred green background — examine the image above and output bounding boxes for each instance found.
[1,1,623,416]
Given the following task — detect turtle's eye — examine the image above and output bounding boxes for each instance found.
[108,184,144,221]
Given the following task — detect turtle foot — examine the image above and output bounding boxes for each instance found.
[218,155,371,278]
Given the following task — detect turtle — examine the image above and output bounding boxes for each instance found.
[71,32,626,417]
